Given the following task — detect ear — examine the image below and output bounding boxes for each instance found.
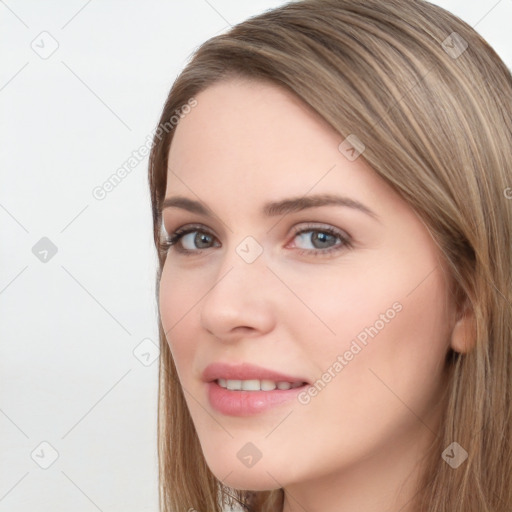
[450,299,476,354]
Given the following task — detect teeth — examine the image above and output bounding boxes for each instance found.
[242,379,261,391]
[261,379,277,391]
[217,379,304,391]
[226,379,242,390]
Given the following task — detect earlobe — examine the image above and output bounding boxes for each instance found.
[450,303,476,354]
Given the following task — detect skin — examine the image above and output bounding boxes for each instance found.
[158,78,472,512]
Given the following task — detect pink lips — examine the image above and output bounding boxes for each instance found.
[202,362,309,417]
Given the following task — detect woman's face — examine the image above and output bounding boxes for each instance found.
[159,78,457,495]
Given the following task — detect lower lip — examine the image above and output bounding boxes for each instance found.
[207,381,308,416]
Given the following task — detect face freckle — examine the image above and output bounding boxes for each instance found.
[158,78,457,498]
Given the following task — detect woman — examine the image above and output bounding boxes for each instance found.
[148,1,512,511]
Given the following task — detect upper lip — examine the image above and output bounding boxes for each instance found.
[202,362,309,384]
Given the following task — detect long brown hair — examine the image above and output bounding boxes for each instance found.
[148,1,512,510]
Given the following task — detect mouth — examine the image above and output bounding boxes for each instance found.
[202,362,310,416]
[206,379,310,416]
[215,378,307,391]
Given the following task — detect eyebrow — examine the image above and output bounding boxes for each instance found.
[161,194,380,221]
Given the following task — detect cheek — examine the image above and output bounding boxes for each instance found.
[159,259,212,321]
[287,247,449,349]
[274,255,407,356]
[158,263,203,369]
[307,263,452,418]
[288,251,452,408]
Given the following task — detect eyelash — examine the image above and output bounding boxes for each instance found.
[159,222,353,257]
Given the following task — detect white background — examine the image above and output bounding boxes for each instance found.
[1,1,510,511]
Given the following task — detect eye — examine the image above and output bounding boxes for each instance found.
[160,223,219,254]
[289,224,352,256]
[178,231,215,251]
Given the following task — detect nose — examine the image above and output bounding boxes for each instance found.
[199,244,276,342]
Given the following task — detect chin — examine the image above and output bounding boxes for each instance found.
[220,472,282,492]
[204,456,284,491]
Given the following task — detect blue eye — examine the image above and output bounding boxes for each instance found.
[289,224,352,256]
[177,230,216,250]
[160,224,218,253]
[293,228,342,251]
[160,223,352,257]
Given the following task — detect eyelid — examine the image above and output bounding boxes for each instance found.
[161,221,211,238]
[288,222,352,243]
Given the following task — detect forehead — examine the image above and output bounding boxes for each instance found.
[163,78,411,228]
[167,79,357,191]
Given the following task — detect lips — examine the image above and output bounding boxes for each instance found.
[201,362,309,385]
[202,362,310,416]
